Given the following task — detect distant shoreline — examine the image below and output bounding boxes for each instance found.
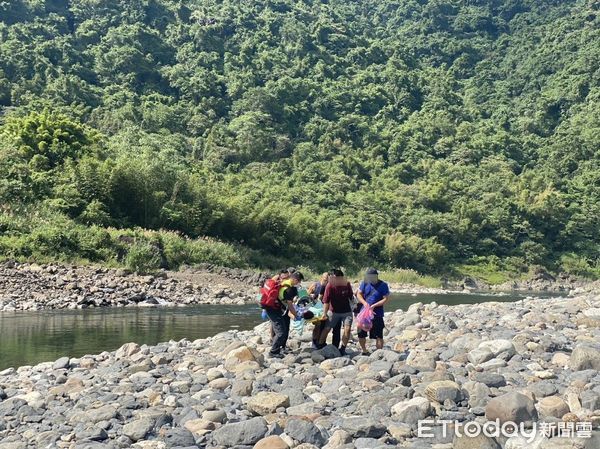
[1,260,597,313]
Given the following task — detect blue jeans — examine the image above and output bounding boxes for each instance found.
[266,309,290,355]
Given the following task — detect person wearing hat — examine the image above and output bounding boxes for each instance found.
[266,271,303,358]
[356,268,390,354]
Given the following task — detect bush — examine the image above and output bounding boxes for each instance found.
[78,200,112,226]
[125,240,163,273]
[187,238,246,268]
[384,233,449,272]
[375,268,442,288]
[560,253,600,279]
[160,231,191,268]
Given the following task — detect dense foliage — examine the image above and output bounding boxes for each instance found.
[0,0,599,278]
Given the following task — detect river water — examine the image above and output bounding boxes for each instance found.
[0,291,558,369]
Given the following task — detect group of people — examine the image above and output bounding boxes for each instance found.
[261,267,390,359]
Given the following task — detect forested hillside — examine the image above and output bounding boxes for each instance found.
[0,0,598,279]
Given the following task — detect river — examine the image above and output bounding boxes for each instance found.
[0,291,560,369]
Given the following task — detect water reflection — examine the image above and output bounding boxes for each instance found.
[0,304,262,369]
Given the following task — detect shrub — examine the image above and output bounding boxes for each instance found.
[187,238,246,268]
[375,268,442,288]
[560,253,600,279]
[384,232,449,272]
[125,240,163,273]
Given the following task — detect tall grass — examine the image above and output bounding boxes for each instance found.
[365,269,442,288]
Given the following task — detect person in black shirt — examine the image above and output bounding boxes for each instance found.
[265,271,303,358]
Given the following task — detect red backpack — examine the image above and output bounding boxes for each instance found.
[260,278,282,309]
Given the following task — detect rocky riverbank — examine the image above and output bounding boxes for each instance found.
[1,293,599,449]
[0,262,264,311]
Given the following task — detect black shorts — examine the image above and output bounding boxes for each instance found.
[358,316,384,339]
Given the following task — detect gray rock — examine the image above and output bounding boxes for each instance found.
[285,418,326,446]
[315,344,341,359]
[0,399,26,416]
[529,381,559,398]
[453,432,501,449]
[85,404,118,423]
[468,348,493,365]
[52,356,70,370]
[406,350,437,371]
[473,373,506,388]
[338,416,387,438]
[354,437,395,448]
[122,417,155,441]
[202,409,227,423]
[160,428,196,447]
[570,345,600,371]
[75,426,108,442]
[463,381,491,408]
[424,380,462,403]
[287,402,324,416]
[485,392,537,425]
[212,417,268,446]
[537,396,569,418]
[73,443,117,449]
[391,397,432,425]
[580,390,600,411]
[231,379,253,396]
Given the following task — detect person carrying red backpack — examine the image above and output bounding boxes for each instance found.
[260,271,303,358]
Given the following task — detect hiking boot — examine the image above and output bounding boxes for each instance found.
[269,352,284,359]
[339,345,346,356]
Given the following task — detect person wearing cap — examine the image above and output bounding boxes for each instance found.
[266,271,303,358]
[266,269,292,343]
[271,269,291,282]
[356,268,390,354]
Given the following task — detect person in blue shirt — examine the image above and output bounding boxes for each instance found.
[356,267,390,355]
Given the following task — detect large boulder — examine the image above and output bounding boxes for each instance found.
[485,392,537,425]
[312,345,341,360]
[391,397,432,425]
[212,417,268,446]
[338,416,387,438]
[115,342,141,359]
[468,348,494,365]
[52,356,70,370]
[570,345,600,371]
[537,396,569,418]
[469,339,515,365]
[123,418,155,442]
[406,350,437,371]
[425,380,463,403]
[246,392,290,415]
[224,345,264,370]
[254,435,289,449]
[473,373,506,388]
[84,405,119,423]
[160,428,195,447]
[285,418,326,446]
[183,418,215,435]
